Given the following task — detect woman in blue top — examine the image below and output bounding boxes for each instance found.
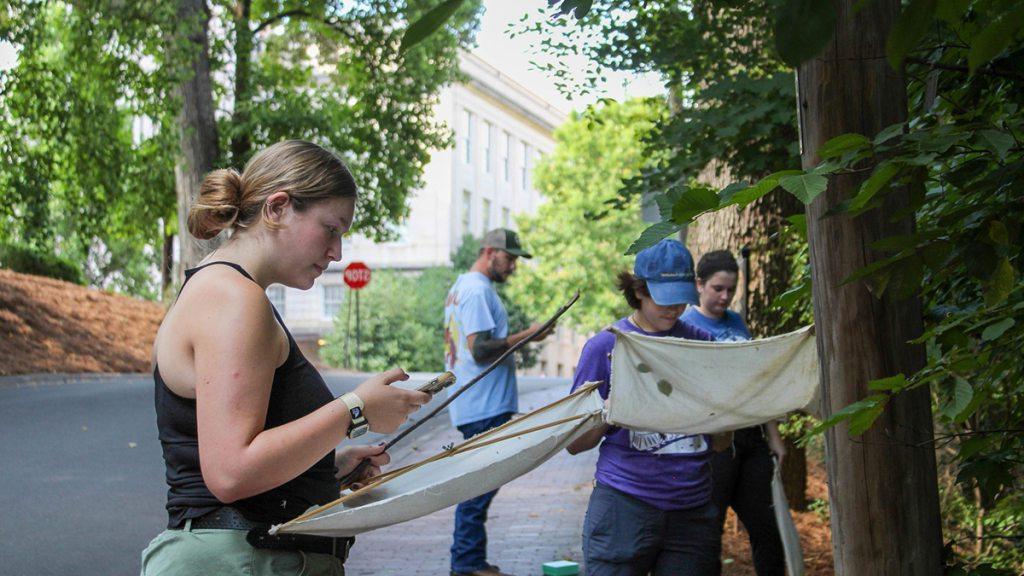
[680,250,786,576]
[566,239,720,576]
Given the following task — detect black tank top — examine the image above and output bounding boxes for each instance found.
[154,261,338,528]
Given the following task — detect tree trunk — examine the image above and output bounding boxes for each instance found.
[688,162,809,509]
[161,230,174,300]
[172,0,220,277]
[797,1,942,573]
[231,0,253,165]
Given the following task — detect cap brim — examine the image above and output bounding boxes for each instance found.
[646,280,699,306]
[504,248,532,259]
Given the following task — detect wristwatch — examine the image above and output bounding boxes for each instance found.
[339,392,369,439]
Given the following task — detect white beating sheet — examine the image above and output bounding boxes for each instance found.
[607,325,819,435]
[271,384,604,537]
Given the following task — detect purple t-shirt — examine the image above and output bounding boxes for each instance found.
[570,316,715,510]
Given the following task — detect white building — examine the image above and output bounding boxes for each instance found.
[275,52,585,376]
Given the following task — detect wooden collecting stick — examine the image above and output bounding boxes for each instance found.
[337,291,581,490]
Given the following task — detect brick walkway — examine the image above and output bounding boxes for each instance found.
[346,384,597,576]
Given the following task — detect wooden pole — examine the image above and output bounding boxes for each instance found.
[797,1,942,573]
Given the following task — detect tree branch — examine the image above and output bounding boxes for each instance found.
[253,9,310,34]
[906,57,1024,82]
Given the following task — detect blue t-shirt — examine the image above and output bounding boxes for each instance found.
[444,272,517,427]
[570,316,715,510]
[680,307,751,342]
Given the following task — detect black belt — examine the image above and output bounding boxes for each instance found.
[179,507,353,562]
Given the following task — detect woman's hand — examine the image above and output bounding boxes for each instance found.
[334,444,390,488]
[766,422,787,469]
[353,368,431,434]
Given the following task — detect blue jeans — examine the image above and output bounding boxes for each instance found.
[583,482,720,576]
[450,412,514,573]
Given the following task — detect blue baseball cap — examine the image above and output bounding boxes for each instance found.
[634,239,699,306]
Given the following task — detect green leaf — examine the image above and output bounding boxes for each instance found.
[772,279,810,311]
[671,187,720,224]
[626,221,681,255]
[811,394,888,436]
[718,182,751,205]
[869,374,908,391]
[870,234,920,252]
[818,133,871,159]
[874,122,905,146]
[968,6,1024,75]
[977,130,1014,160]
[848,403,885,435]
[947,378,973,421]
[980,317,1015,342]
[887,0,937,70]
[983,258,1015,306]
[988,220,1009,246]
[779,173,828,204]
[850,162,901,211]
[729,170,802,207]
[773,0,837,67]
[786,214,807,238]
[400,0,466,54]
[550,0,594,20]
[936,0,970,24]
[958,436,993,460]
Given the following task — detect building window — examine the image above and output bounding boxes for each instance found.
[482,198,491,233]
[520,142,530,190]
[502,207,511,228]
[461,189,473,235]
[502,132,511,181]
[462,110,473,164]
[322,284,345,319]
[482,121,493,173]
[267,285,286,315]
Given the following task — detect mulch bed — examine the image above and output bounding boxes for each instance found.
[0,269,165,375]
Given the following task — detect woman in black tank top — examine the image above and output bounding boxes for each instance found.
[141,140,432,576]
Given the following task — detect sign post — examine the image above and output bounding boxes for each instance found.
[343,262,372,371]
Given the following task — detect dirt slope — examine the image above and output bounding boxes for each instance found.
[0,269,164,375]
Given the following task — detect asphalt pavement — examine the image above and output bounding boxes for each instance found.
[0,372,569,576]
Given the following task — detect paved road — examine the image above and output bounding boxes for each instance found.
[0,372,568,576]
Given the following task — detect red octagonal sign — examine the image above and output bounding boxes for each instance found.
[343,261,372,290]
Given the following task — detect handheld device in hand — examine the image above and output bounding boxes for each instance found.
[417,371,456,394]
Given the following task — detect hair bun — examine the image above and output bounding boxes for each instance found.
[187,168,245,240]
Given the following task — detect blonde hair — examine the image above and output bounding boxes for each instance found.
[188,140,357,240]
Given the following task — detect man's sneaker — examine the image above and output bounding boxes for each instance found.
[450,564,515,576]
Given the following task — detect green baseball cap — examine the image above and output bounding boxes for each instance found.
[482,228,532,259]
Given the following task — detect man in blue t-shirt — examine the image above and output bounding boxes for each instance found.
[444,228,550,576]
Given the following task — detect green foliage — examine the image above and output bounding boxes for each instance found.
[504,100,660,333]
[0,243,85,285]
[608,3,1024,570]
[0,1,178,297]
[772,0,836,67]
[321,268,456,372]
[1,0,482,298]
[535,0,1024,569]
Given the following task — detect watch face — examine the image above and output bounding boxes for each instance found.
[350,424,369,439]
[351,406,362,419]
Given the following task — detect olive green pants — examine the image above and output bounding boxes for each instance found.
[141,520,344,576]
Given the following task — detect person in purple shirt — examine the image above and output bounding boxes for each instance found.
[567,239,720,576]
[681,250,787,576]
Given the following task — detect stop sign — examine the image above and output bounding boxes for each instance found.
[343,261,372,290]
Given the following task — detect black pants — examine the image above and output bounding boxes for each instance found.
[710,427,785,576]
